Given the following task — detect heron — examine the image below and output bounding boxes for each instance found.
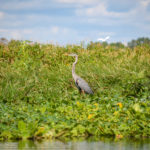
[66,53,93,95]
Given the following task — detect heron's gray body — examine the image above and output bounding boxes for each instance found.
[68,53,93,95]
[74,74,93,94]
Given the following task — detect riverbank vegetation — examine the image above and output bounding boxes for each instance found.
[0,39,150,141]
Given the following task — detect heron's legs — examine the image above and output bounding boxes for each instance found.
[79,89,85,95]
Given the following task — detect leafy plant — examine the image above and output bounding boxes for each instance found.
[0,40,150,141]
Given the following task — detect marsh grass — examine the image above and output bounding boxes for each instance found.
[0,41,150,141]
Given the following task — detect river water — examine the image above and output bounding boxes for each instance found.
[0,138,150,150]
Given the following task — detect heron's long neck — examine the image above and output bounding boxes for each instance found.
[72,56,78,78]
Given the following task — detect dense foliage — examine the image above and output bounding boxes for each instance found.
[0,40,150,141]
[86,37,150,49]
[128,37,150,48]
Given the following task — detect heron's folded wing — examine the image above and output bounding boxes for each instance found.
[76,77,93,94]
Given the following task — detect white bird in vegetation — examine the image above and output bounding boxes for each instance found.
[65,53,93,95]
[97,36,110,42]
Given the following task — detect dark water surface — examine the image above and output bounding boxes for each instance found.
[0,138,150,150]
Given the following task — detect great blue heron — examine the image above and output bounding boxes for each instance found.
[66,53,93,95]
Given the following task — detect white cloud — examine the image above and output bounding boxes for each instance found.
[0,29,22,39]
[0,28,32,40]
[22,29,33,34]
[0,11,5,19]
[141,0,150,7]
[76,2,135,18]
[0,26,84,45]
[0,0,150,44]
[50,26,59,34]
[0,29,8,33]
[1,0,43,10]
[75,0,150,27]
[11,31,22,39]
[56,0,100,5]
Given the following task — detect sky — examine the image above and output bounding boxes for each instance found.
[0,0,150,45]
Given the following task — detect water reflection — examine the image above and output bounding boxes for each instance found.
[0,138,150,150]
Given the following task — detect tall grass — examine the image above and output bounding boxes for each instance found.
[0,41,150,140]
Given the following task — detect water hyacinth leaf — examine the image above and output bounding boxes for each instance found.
[18,121,27,132]
[39,106,47,114]
[71,128,78,137]
[0,131,12,140]
[18,121,30,139]
[132,103,142,113]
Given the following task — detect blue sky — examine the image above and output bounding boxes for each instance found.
[0,0,150,45]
